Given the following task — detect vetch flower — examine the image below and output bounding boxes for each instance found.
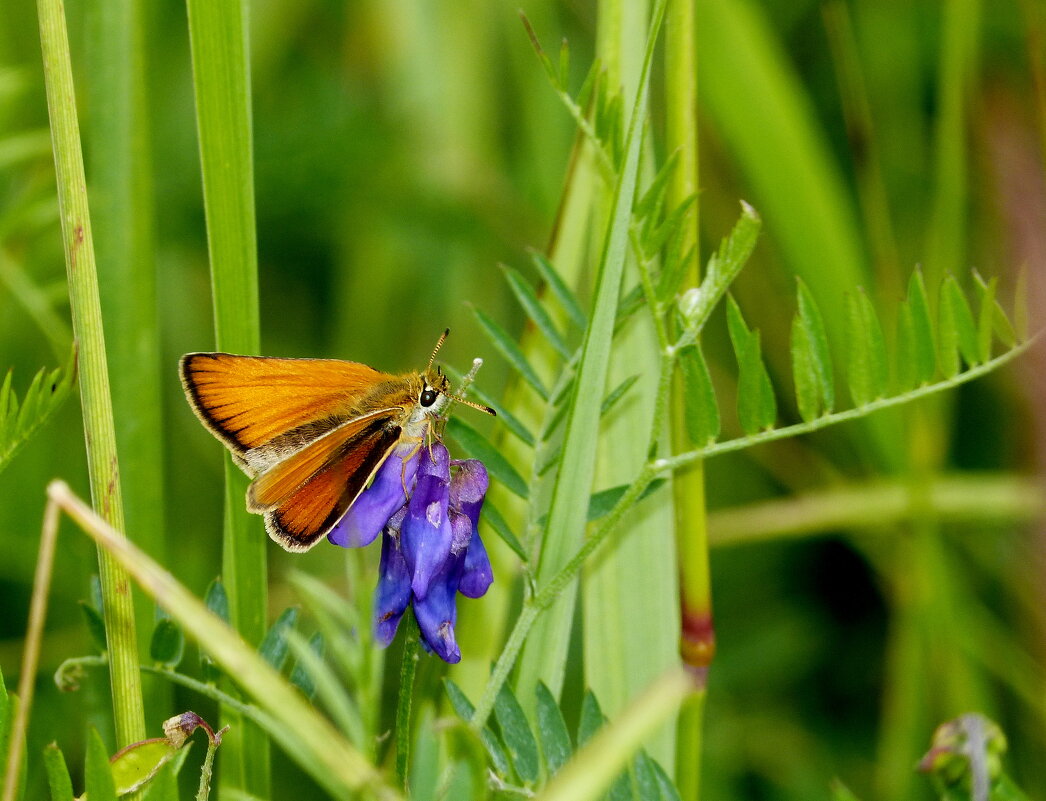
[327,445,420,548]
[331,440,493,663]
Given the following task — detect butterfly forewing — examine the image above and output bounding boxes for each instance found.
[180,353,389,456]
[264,418,403,551]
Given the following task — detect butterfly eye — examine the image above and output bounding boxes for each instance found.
[420,387,438,408]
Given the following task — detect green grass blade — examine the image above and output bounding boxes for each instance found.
[185,0,266,789]
[515,0,667,704]
[697,0,869,340]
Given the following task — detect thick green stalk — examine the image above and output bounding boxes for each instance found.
[664,0,708,797]
[185,0,266,793]
[514,0,667,704]
[35,0,146,748]
[85,0,167,701]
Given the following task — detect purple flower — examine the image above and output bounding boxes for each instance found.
[329,441,493,663]
[328,446,419,548]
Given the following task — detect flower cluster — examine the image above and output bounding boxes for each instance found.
[327,441,493,662]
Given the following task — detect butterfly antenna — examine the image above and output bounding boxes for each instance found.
[427,328,450,371]
[448,357,496,416]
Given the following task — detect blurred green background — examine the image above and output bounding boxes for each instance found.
[1,0,1044,798]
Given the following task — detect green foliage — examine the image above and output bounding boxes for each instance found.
[0,349,75,475]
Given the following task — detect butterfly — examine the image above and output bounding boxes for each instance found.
[179,330,493,552]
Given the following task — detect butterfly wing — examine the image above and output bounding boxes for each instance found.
[253,410,404,551]
[180,352,389,472]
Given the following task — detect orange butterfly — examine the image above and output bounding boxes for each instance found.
[179,331,493,552]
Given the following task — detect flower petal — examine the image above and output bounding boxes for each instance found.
[459,528,493,599]
[413,552,463,663]
[401,444,453,598]
[373,530,412,646]
[328,446,419,548]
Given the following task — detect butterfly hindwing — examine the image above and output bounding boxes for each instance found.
[258,416,403,551]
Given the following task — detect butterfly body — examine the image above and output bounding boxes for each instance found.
[180,350,460,552]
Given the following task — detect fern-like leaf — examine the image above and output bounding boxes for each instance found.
[0,346,76,475]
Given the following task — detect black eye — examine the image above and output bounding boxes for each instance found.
[420,387,438,407]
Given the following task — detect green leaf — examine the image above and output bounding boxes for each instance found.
[200,578,229,682]
[678,202,762,338]
[972,270,1016,354]
[602,374,640,417]
[1014,265,1029,341]
[495,682,540,784]
[444,679,512,778]
[289,632,325,700]
[44,743,74,801]
[447,417,529,500]
[845,289,888,406]
[441,363,535,448]
[557,38,570,89]
[259,606,299,671]
[941,275,980,370]
[110,738,179,796]
[907,269,937,383]
[633,751,660,801]
[80,600,109,653]
[479,501,527,561]
[141,745,194,801]
[587,479,667,522]
[635,150,679,222]
[792,317,822,422]
[678,345,719,445]
[149,617,185,669]
[530,251,586,330]
[577,691,605,748]
[535,682,572,776]
[0,348,75,475]
[727,296,776,433]
[896,303,919,392]
[204,578,229,621]
[84,728,118,801]
[650,758,683,801]
[0,666,8,772]
[828,778,863,801]
[472,306,548,399]
[794,278,833,411]
[409,704,439,801]
[502,265,571,359]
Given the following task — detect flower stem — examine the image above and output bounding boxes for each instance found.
[395,612,421,789]
[662,338,1038,475]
